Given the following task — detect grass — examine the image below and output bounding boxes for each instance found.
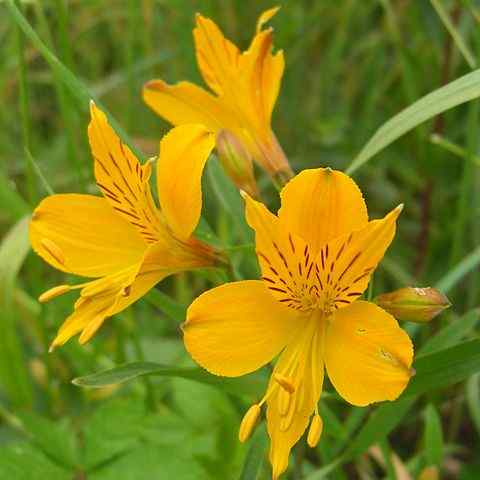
[1,1,480,479]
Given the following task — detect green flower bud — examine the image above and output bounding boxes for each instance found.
[375,287,451,323]
[216,130,258,197]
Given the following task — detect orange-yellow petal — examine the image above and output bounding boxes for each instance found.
[243,193,312,307]
[88,101,165,244]
[278,168,368,255]
[317,204,402,307]
[267,320,324,478]
[256,6,280,33]
[183,280,299,377]
[325,301,414,407]
[30,194,146,277]
[142,80,239,133]
[157,124,215,240]
[193,14,240,96]
[49,239,189,349]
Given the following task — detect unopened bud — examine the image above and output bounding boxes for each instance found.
[307,414,323,448]
[239,404,261,442]
[216,130,258,197]
[375,287,450,323]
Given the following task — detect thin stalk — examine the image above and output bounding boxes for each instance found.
[14,0,35,205]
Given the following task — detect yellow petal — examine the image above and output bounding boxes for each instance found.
[88,101,165,244]
[142,80,239,133]
[278,168,369,255]
[261,48,284,124]
[183,280,298,377]
[317,205,402,308]
[157,124,215,240]
[50,244,178,349]
[30,194,146,277]
[266,321,324,478]
[256,6,281,33]
[193,14,240,96]
[325,301,414,407]
[244,193,314,309]
[240,28,282,127]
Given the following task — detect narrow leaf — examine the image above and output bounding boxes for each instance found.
[346,68,480,174]
[72,361,266,398]
[423,403,444,466]
[238,425,268,480]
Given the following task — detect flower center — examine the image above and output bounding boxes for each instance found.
[259,232,374,314]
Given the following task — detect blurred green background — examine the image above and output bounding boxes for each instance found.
[2,0,480,478]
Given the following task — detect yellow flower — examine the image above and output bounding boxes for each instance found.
[142,7,293,191]
[183,168,414,479]
[30,102,216,350]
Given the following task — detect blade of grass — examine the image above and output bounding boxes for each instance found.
[14,0,35,205]
[0,216,33,408]
[423,403,444,466]
[346,67,480,174]
[430,0,476,69]
[238,424,268,480]
[6,0,142,158]
[435,244,480,293]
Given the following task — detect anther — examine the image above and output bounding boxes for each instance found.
[41,238,66,265]
[238,404,261,443]
[273,373,295,393]
[38,285,71,303]
[307,414,323,448]
[278,388,291,416]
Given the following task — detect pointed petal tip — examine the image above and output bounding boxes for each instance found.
[239,189,248,200]
[48,343,56,353]
[396,203,404,213]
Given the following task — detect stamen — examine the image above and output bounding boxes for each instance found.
[278,388,291,416]
[41,238,66,265]
[38,285,71,303]
[307,414,323,448]
[238,404,261,443]
[273,373,295,393]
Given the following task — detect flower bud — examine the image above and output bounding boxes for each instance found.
[375,287,450,323]
[216,130,258,197]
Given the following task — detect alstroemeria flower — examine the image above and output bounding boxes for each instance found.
[142,7,293,191]
[30,102,216,350]
[183,168,414,479]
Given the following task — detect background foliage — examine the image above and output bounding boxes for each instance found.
[2,0,480,478]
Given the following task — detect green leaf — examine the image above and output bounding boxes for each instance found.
[0,216,33,407]
[342,338,480,461]
[89,445,209,480]
[0,442,71,480]
[206,156,252,244]
[423,403,444,466]
[420,309,479,355]
[435,245,480,293]
[17,412,78,469]
[82,397,147,469]
[72,361,266,398]
[405,339,480,398]
[238,425,267,480]
[346,68,480,174]
[143,289,187,323]
[466,373,480,437]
